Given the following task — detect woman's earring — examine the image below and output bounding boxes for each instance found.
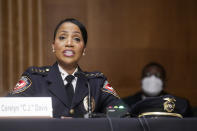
[83,52,85,56]
[52,49,55,53]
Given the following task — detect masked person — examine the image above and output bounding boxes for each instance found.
[141,62,166,97]
[123,62,192,117]
[7,18,124,118]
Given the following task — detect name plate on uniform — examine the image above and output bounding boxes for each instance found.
[0,97,53,118]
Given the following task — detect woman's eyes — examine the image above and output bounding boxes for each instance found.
[59,36,65,40]
[73,37,81,42]
[58,36,81,42]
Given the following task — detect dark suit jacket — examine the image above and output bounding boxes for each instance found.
[8,62,123,118]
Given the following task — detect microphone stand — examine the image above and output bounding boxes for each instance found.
[84,80,93,118]
[75,72,92,118]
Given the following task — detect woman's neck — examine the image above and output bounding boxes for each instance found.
[58,62,77,75]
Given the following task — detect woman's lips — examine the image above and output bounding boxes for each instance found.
[63,50,74,57]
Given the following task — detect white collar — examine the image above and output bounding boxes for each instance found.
[58,64,78,80]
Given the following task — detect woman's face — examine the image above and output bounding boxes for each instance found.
[52,22,85,67]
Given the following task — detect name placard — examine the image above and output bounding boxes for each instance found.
[0,97,53,118]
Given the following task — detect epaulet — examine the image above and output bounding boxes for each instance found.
[84,72,105,79]
[26,66,51,76]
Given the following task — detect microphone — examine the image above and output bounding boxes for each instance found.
[74,72,92,118]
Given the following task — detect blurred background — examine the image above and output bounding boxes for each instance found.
[0,0,196,107]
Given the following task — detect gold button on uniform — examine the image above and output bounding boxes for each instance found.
[70,109,74,114]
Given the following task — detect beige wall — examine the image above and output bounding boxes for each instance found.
[0,0,197,106]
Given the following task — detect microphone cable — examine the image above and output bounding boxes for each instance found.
[137,117,150,131]
[106,116,114,131]
[142,116,150,131]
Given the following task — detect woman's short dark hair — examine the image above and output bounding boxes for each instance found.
[53,18,88,46]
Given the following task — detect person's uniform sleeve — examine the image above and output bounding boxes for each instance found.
[7,66,49,97]
[7,68,34,97]
[100,79,127,111]
[86,72,127,113]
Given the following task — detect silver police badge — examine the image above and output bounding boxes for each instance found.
[83,96,95,112]
[163,97,176,112]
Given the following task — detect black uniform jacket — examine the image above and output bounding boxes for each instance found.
[123,91,167,109]
[8,62,122,118]
[123,91,193,117]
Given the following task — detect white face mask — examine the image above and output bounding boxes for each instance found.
[141,75,163,97]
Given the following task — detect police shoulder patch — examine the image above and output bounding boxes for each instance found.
[101,80,119,98]
[11,76,32,94]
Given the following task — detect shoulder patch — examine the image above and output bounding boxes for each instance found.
[101,80,119,98]
[11,76,32,94]
[28,66,50,76]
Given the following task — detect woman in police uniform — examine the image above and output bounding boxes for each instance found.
[8,18,122,118]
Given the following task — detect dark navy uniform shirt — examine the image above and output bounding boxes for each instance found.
[8,62,123,118]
